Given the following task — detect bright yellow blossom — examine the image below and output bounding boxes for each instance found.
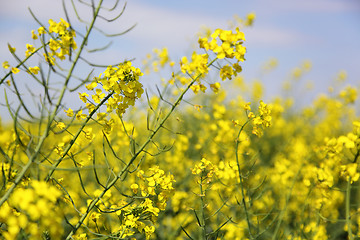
[28,66,40,74]
[2,61,10,69]
[11,67,20,74]
[64,108,74,117]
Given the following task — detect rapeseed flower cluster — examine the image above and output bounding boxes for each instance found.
[80,167,175,239]
[191,158,218,184]
[1,18,76,83]
[82,62,144,117]
[47,18,77,62]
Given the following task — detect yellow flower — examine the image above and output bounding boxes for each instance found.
[8,44,16,53]
[143,199,160,216]
[73,233,87,240]
[86,103,95,113]
[31,30,38,39]
[83,127,94,140]
[43,53,55,65]
[78,92,89,103]
[248,111,255,119]
[92,89,105,104]
[90,212,101,222]
[38,26,46,35]
[131,183,139,194]
[76,110,87,120]
[339,86,357,104]
[2,61,10,69]
[252,126,263,137]
[337,70,347,82]
[144,225,155,240]
[193,104,203,111]
[25,44,36,57]
[243,102,251,111]
[85,82,97,90]
[220,64,234,80]
[125,214,139,228]
[190,85,200,94]
[28,66,40,75]
[11,67,20,74]
[191,158,218,182]
[56,122,66,130]
[210,82,221,93]
[64,108,74,117]
[341,163,360,183]
[245,12,256,26]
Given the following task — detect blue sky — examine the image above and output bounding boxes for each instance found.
[0,0,360,120]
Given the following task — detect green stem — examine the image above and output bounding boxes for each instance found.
[0,43,47,85]
[45,92,113,181]
[234,120,253,239]
[0,0,103,208]
[65,58,218,239]
[272,165,302,240]
[346,178,354,240]
[199,176,207,240]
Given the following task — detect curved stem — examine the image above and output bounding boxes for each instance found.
[234,120,253,239]
[0,0,103,208]
[65,58,217,239]
[45,92,113,181]
[346,178,354,240]
[272,166,302,240]
[199,175,207,240]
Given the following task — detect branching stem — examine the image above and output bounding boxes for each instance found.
[65,58,217,238]
[0,0,103,208]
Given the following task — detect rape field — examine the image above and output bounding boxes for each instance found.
[0,1,359,239]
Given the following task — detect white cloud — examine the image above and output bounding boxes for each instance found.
[0,0,63,20]
[265,0,360,13]
[244,25,318,47]
[97,1,310,54]
[93,2,226,52]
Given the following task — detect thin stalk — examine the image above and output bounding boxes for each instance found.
[346,178,354,240]
[199,176,207,240]
[234,120,253,239]
[45,92,113,181]
[0,0,103,208]
[118,57,217,176]
[65,58,217,239]
[272,165,302,240]
[0,43,47,85]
